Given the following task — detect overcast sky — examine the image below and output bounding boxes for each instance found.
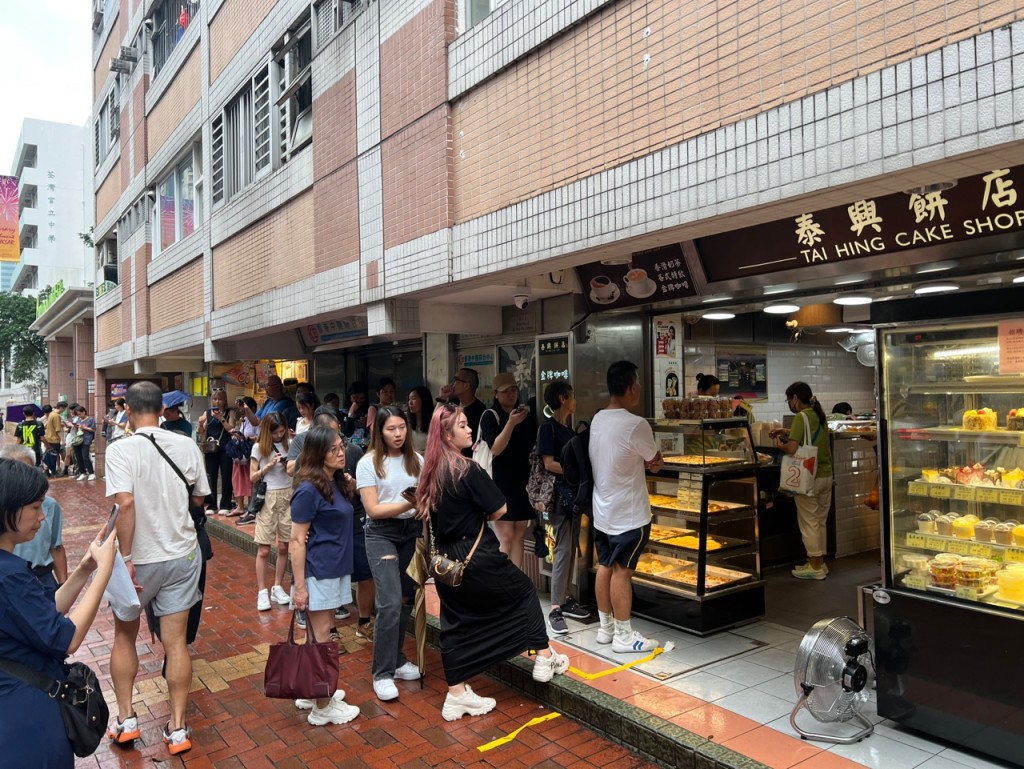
[1,0,92,174]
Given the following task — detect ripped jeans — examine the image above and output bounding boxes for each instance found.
[364,517,421,680]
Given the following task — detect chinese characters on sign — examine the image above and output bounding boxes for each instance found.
[537,335,570,391]
[575,243,697,312]
[999,320,1024,375]
[46,171,57,243]
[698,165,1024,283]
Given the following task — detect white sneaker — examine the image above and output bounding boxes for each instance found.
[87,473,96,481]
[373,678,399,701]
[441,685,496,721]
[257,589,271,611]
[532,651,570,682]
[307,698,360,726]
[394,661,422,681]
[596,626,613,644]
[76,474,86,481]
[270,585,291,605]
[295,689,346,710]
[612,630,659,653]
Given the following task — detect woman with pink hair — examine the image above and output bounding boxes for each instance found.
[415,404,569,722]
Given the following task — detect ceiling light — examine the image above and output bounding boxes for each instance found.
[702,312,735,320]
[914,282,959,295]
[915,260,956,274]
[763,303,800,314]
[825,327,854,333]
[1014,275,1024,284]
[702,295,733,303]
[834,295,873,306]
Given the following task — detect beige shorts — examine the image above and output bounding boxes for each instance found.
[255,487,293,545]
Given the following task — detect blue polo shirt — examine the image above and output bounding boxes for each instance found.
[290,480,354,580]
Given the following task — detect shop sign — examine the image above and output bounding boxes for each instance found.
[697,165,1024,282]
[576,244,697,312]
[537,336,570,384]
[299,316,368,347]
[998,320,1024,375]
[457,350,494,369]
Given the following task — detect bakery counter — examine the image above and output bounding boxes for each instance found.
[832,431,879,557]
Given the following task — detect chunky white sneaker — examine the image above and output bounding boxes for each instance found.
[441,685,496,721]
[611,631,659,653]
[295,689,347,710]
[394,661,422,681]
[791,563,828,580]
[373,678,399,701]
[532,651,570,682]
[107,713,140,743]
[270,585,291,605]
[307,699,360,726]
[87,473,96,481]
[596,626,613,644]
[257,589,271,611]
[76,474,87,481]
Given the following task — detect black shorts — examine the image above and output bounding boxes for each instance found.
[594,523,651,570]
[351,529,372,582]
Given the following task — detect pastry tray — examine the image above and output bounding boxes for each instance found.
[649,534,751,552]
[648,496,748,514]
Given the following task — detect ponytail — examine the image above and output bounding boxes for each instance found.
[785,381,827,425]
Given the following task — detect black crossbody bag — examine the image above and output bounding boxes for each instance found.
[0,657,108,757]
[140,433,214,561]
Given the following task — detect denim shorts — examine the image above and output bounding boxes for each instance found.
[594,523,651,570]
[301,575,352,612]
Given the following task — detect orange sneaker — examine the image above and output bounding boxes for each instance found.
[162,722,192,755]
[107,714,140,743]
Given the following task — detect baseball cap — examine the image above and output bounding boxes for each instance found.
[492,373,518,392]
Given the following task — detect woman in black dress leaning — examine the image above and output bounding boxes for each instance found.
[415,404,569,722]
[478,373,537,570]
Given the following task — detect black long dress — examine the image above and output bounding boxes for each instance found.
[432,463,549,685]
[480,406,538,521]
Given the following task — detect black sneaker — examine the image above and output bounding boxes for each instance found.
[335,606,350,620]
[236,512,257,525]
[548,608,569,635]
[560,598,590,620]
[296,611,307,629]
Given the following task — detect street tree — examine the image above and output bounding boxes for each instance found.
[0,292,48,383]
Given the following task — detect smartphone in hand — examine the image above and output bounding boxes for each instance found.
[99,503,120,539]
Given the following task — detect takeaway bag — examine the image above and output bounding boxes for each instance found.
[779,411,818,496]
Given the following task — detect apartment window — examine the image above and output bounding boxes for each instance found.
[97,236,119,286]
[94,90,119,167]
[313,0,362,48]
[151,0,200,78]
[154,146,202,254]
[465,0,508,28]
[211,65,270,204]
[275,20,313,160]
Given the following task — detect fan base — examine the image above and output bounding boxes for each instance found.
[790,692,875,744]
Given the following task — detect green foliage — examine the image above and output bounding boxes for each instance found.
[0,292,48,382]
[79,226,94,249]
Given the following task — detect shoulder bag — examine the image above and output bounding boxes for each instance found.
[471,408,500,478]
[264,611,340,700]
[426,517,485,587]
[779,411,820,496]
[140,433,214,561]
[526,441,556,514]
[0,658,108,757]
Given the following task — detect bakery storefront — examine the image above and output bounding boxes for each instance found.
[564,163,1024,764]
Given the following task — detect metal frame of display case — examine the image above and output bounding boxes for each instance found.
[587,417,766,635]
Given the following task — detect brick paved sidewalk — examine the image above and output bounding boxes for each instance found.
[48,475,660,769]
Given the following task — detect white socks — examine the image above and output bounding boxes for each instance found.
[613,618,633,642]
[598,610,614,634]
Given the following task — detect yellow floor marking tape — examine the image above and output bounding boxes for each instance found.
[567,641,675,681]
[477,712,562,752]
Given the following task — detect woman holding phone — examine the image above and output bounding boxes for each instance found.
[356,406,423,702]
[250,413,293,611]
[0,458,117,767]
[197,389,235,514]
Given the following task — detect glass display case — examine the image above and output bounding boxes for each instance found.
[629,418,765,634]
[875,314,1024,766]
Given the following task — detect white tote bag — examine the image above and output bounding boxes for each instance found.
[471,409,499,477]
[779,411,819,495]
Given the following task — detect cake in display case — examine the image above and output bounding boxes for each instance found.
[623,418,765,634]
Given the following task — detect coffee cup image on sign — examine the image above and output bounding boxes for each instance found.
[624,268,657,299]
[589,275,620,304]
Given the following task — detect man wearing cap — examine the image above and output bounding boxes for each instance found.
[161,392,193,438]
[437,367,486,449]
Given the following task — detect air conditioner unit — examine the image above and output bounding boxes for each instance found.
[92,10,104,30]
[119,46,139,63]
[109,57,132,74]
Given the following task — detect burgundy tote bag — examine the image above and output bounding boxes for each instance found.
[264,611,340,700]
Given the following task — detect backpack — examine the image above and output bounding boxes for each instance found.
[558,421,592,519]
[526,443,556,513]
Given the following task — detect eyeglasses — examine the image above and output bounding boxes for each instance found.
[329,445,345,455]
[453,377,468,385]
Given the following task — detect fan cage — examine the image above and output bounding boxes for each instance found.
[794,617,871,723]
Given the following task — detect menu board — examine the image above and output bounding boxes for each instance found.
[576,244,698,312]
[999,319,1024,374]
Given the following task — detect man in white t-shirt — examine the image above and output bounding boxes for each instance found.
[589,360,663,653]
[104,381,211,757]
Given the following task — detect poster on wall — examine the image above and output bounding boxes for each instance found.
[653,314,684,405]
[576,244,698,312]
[715,347,768,399]
[457,347,496,400]
[498,343,536,405]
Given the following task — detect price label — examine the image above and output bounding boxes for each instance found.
[953,486,976,502]
[908,482,929,497]
[998,489,1024,506]
[975,488,1000,504]
[929,485,952,499]
[955,586,980,601]
[905,533,927,549]
[925,536,946,551]
[903,575,928,590]
[969,543,993,558]
[947,540,972,555]
[1005,547,1024,564]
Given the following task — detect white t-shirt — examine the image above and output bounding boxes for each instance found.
[356,452,422,520]
[251,442,292,490]
[104,427,212,565]
[589,408,658,535]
